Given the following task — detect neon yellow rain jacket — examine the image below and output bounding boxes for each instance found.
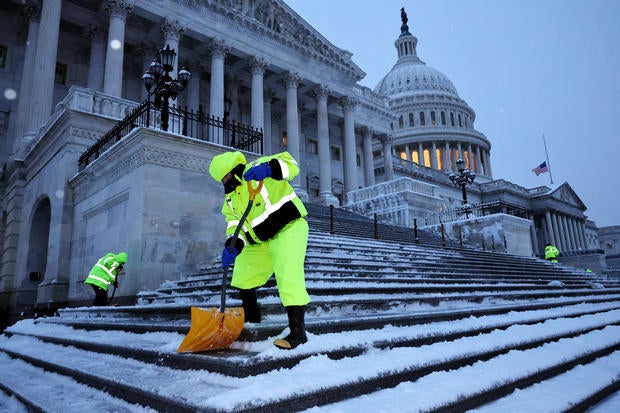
[84,252,127,291]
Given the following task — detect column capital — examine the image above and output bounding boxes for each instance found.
[86,23,107,42]
[284,71,301,89]
[379,134,393,145]
[135,41,159,60]
[208,38,229,59]
[339,95,358,111]
[161,18,185,43]
[248,56,268,75]
[313,84,330,99]
[361,126,375,137]
[21,0,42,23]
[103,0,134,20]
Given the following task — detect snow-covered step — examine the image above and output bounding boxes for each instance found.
[0,352,157,413]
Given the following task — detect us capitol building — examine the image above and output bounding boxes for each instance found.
[0,0,616,320]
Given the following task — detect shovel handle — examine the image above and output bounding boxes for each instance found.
[220,180,263,313]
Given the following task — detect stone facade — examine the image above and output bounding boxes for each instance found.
[0,1,611,319]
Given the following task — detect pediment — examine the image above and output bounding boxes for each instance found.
[548,182,586,209]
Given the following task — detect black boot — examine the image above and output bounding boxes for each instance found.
[239,288,261,323]
[274,305,307,350]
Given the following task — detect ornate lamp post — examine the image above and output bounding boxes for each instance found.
[142,45,191,132]
[449,158,476,217]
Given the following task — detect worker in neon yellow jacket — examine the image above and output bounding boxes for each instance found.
[84,252,127,306]
[544,243,560,264]
[209,151,311,350]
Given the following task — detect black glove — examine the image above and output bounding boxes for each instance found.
[113,280,119,288]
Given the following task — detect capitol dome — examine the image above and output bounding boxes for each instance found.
[372,8,492,179]
[374,59,460,99]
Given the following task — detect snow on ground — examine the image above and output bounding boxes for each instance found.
[1,301,619,411]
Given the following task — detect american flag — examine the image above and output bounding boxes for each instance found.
[532,161,549,176]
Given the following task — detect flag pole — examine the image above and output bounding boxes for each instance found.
[542,134,554,185]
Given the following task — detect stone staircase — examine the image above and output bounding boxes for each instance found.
[1,217,619,411]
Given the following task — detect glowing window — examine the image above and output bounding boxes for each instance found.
[436,148,442,170]
[423,149,431,167]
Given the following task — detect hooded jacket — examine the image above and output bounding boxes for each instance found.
[210,151,307,253]
[84,252,126,291]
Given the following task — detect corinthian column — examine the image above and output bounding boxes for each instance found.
[248,56,266,134]
[26,0,61,139]
[208,39,228,144]
[381,134,394,181]
[12,0,41,154]
[284,72,307,200]
[161,18,184,78]
[314,85,338,206]
[340,96,358,197]
[362,127,375,186]
[86,24,107,91]
[103,0,133,97]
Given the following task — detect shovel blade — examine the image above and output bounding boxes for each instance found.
[177,306,245,353]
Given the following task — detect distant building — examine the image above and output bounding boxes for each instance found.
[0,0,609,321]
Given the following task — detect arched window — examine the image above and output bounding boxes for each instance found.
[409,113,414,127]
[458,114,462,127]
[430,111,436,125]
[450,112,455,126]
[419,112,426,126]
[398,115,404,128]
[441,111,446,125]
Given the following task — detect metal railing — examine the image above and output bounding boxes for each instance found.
[424,201,528,226]
[78,100,263,171]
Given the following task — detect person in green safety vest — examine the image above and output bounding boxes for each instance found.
[209,150,311,350]
[84,252,127,306]
[544,243,560,264]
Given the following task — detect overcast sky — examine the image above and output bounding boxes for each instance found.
[283,0,620,228]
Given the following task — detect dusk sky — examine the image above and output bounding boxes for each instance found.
[283,0,620,228]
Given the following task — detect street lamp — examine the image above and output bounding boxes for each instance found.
[142,45,191,132]
[449,158,476,217]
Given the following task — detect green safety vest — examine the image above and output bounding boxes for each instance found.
[84,253,122,291]
[221,151,307,248]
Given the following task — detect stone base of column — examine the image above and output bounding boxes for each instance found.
[318,191,339,207]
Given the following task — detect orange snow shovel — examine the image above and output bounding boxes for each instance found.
[177,180,263,353]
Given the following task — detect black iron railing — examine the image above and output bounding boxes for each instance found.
[78,100,263,171]
[424,201,528,226]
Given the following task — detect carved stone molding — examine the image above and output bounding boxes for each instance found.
[21,0,42,23]
[248,56,268,76]
[313,84,330,100]
[208,38,230,59]
[161,18,185,43]
[284,71,301,89]
[339,96,358,111]
[103,0,134,20]
[86,23,107,42]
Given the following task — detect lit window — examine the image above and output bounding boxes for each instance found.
[436,148,442,170]
[400,151,407,160]
[281,131,287,146]
[412,151,419,164]
[0,45,7,69]
[423,149,431,167]
[55,62,67,85]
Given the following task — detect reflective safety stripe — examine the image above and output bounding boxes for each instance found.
[88,274,111,285]
[95,262,116,280]
[250,191,298,228]
[278,159,290,179]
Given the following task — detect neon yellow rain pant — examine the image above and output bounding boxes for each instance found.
[231,218,311,307]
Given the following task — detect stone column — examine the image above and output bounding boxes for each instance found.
[431,142,438,170]
[529,213,539,256]
[161,18,184,78]
[209,39,228,144]
[544,211,555,246]
[362,126,375,186]
[26,0,62,139]
[444,142,451,171]
[263,90,273,154]
[102,0,133,97]
[467,144,474,170]
[417,142,424,166]
[185,61,201,113]
[569,218,580,250]
[566,215,577,251]
[553,213,565,252]
[475,146,483,174]
[485,150,493,177]
[248,56,266,133]
[12,1,41,154]
[86,24,106,91]
[313,85,337,205]
[381,135,394,181]
[578,219,588,249]
[340,96,358,196]
[284,72,306,199]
